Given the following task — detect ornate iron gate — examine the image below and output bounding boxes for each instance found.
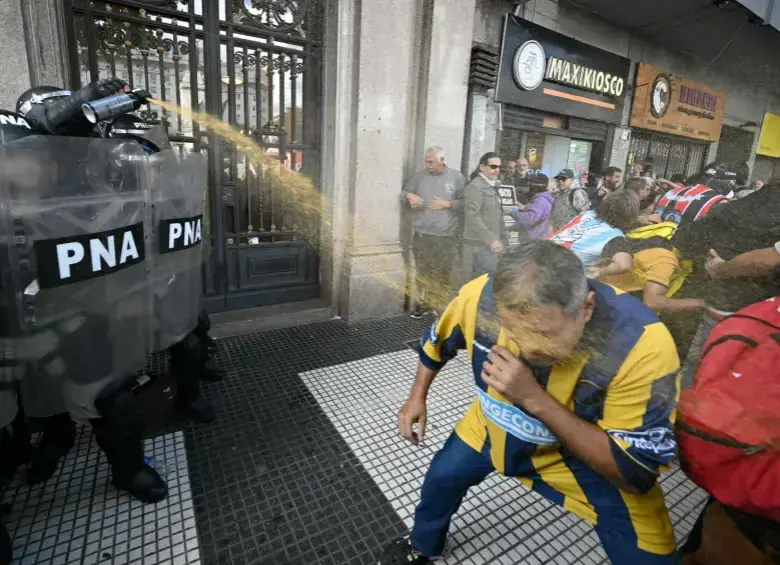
[63,0,323,312]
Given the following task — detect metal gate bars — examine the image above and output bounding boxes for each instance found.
[64,0,323,311]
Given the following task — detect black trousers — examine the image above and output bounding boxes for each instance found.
[412,233,456,311]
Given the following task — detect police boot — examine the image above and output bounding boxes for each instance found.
[170,333,216,424]
[26,413,76,485]
[201,357,224,383]
[0,512,11,565]
[0,409,32,486]
[92,389,167,504]
[194,309,217,354]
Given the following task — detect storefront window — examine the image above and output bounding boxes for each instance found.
[500,130,596,187]
[568,140,592,187]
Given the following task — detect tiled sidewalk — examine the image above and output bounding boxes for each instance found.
[2,430,198,565]
[2,315,708,564]
[301,349,708,565]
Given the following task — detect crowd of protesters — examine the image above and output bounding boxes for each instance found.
[395,146,779,565]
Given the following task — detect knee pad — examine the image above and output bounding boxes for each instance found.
[196,309,211,334]
[170,332,207,367]
[94,385,135,427]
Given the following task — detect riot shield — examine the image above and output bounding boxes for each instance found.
[0,136,153,419]
[148,149,206,352]
[0,143,35,413]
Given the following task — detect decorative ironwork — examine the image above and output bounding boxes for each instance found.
[132,0,188,8]
[69,0,322,311]
[87,17,189,55]
[234,51,257,68]
[232,0,307,37]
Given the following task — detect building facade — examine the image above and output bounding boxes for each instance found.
[1,0,779,322]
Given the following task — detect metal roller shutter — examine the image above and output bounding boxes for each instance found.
[501,106,608,142]
[752,155,776,184]
[716,125,755,165]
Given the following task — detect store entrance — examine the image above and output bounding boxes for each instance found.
[500,130,602,188]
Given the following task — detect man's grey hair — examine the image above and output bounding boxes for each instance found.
[425,146,446,162]
[493,240,589,317]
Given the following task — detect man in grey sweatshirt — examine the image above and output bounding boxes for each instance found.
[401,146,466,317]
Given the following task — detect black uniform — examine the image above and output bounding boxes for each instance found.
[4,82,166,505]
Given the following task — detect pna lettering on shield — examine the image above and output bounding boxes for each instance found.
[160,214,204,254]
[33,222,146,289]
[57,230,140,278]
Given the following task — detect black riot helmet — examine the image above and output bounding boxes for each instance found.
[106,113,171,154]
[696,162,737,197]
[16,86,72,118]
[0,109,44,144]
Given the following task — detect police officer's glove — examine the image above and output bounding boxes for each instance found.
[25,77,130,136]
[130,89,152,109]
[87,77,130,101]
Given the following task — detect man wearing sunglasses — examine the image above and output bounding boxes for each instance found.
[463,152,505,280]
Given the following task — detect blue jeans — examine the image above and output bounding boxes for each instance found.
[411,432,680,564]
[472,248,498,278]
[681,311,720,389]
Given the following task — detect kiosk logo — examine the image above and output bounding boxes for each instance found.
[651,73,672,118]
[513,40,546,91]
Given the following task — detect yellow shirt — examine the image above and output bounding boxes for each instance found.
[602,247,681,293]
[419,275,680,555]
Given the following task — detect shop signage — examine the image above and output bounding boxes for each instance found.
[499,185,522,247]
[496,15,631,125]
[630,63,726,142]
[544,57,625,97]
[757,112,780,158]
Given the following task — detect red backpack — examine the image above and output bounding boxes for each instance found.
[677,297,780,522]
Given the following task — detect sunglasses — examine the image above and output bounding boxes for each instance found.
[486,164,501,170]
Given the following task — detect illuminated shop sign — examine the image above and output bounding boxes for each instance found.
[496,15,631,124]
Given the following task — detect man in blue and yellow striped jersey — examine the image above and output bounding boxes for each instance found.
[379,239,681,565]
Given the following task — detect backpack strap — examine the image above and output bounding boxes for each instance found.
[726,313,780,332]
[676,421,766,455]
[699,333,760,363]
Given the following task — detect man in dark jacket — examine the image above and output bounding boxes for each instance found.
[463,152,504,279]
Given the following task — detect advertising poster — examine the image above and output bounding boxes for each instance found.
[498,185,521,247]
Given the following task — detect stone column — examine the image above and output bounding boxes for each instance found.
[707,142,719,165]
[21,0,71,88]
[607,127,632,169]
[0,1,32,110]
[0,0,70,110]
[420,0,477,168]
[462,89,501,174]
[321,0,420,321]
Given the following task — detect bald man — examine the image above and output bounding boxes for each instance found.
[515,158,531,204]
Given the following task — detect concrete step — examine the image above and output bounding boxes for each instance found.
[209,298,333,339]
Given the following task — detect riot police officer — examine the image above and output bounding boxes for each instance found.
[4,80,167,505]
[0,106,49,565]
[103,113,219,421]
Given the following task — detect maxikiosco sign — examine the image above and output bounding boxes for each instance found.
[496,15,631,124]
